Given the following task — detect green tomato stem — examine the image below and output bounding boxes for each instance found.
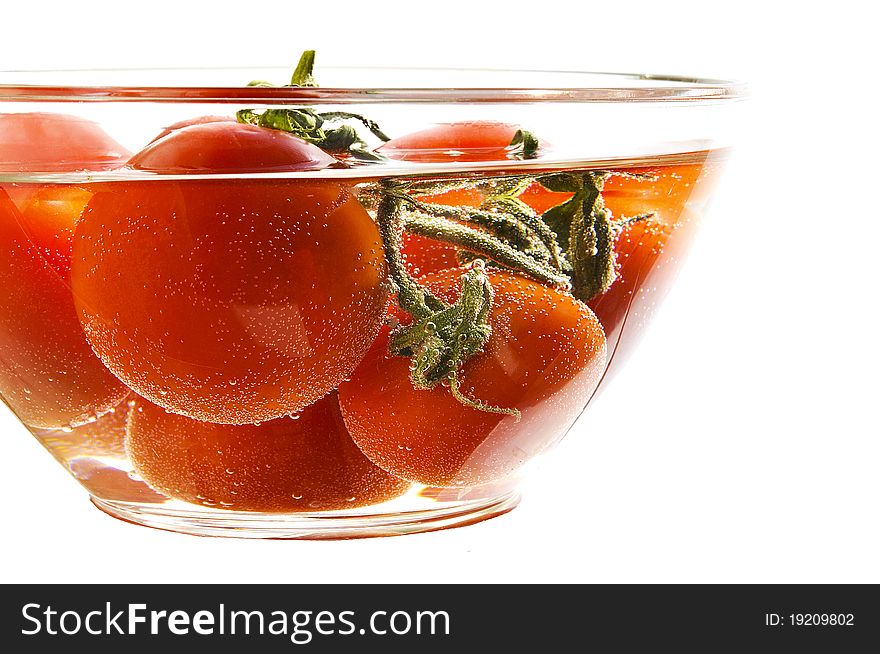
[402,212,571,289]
[291,50,317,87]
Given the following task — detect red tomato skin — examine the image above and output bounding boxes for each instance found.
[71,179,388,425]
[338,269,606,487]
[126,392,409,512]
[129,121,337,174]
[379,121,521,162]
[0,113,129,172]
[0,187,129,427]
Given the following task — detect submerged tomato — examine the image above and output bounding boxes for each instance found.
[127,392,409,512]
[72,123,387,424]
[338,269,606,487]
[602,162,712,223]
[0,113,130,428]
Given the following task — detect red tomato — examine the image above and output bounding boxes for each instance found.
[0,191,129,428]
[338,269,606,487]
[126,392,409,512]
[129,121,337,173]
[72,123,387,424]
[379,121,521,162]
[147,115,235,144]
[0,112,129,173]
[0,113,131,428]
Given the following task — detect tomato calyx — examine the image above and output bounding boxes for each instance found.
[507,129,540,159]
[391,262,519,419]
[237,51,391,162]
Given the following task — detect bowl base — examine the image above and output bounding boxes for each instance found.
[90,492,520,540]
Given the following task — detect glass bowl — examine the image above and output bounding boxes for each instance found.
[0,62,743,538]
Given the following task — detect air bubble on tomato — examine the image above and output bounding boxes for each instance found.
[72,122,387,424]
[126,392,409,512]
[338,269,606,487]
[0,113,131,428]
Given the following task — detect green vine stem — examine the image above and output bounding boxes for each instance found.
[539,171,655,302]
[317,112,391,142]
[291,50,317,86]
[376,185,446,317]
[480,195,566,271]
[370,166,662,416]
[403,212,570,289]
[368,161,663,417]
[395,195,559,271]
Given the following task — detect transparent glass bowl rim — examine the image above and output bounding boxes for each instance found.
[0,66,746,104]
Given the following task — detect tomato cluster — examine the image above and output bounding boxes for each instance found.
[0,110,707,511]
[382,122,717,377]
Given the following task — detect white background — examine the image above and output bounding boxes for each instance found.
[0,0,876,583]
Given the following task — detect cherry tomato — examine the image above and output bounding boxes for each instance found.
[129,121,337,173]
[590,160,720,374]
[126,392,409,512]
[72,123,388,424]
[0,112,129,173]
[379,121,522,162]
[0,113,131,428]
[338,269,606,487]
